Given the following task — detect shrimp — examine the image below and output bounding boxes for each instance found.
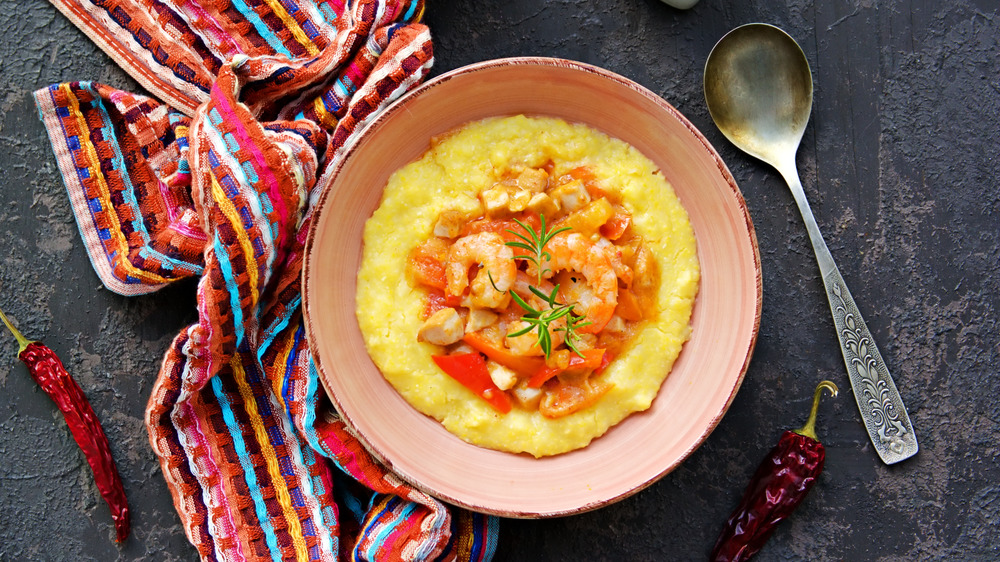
[595,237,633,287]
[446,232,516,309]
[528,232,622,333]
[505,271,567,356]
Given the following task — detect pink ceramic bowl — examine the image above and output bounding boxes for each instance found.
[303,57,761,517]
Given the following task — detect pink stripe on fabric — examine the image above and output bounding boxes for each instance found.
[176,0,245,59]
[157,177,182,223]
[382,508,424,553]
[319,432,380,489]
[210,83,292,242]
[172,217,207,242]
[180,400,247,562]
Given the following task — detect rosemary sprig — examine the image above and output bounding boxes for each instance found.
[506,214,569,285]
[508,284,590,358]
[557,309,592,356]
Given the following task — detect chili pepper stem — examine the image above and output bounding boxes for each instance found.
[0,306,35,356]
[793,380,839,441]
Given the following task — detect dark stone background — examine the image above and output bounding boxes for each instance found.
[1,1,997,560]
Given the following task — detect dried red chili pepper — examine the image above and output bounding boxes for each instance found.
[710,380,838,562]
[1,307,130,542]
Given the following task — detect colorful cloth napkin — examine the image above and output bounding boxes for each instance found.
[33,1,498,560]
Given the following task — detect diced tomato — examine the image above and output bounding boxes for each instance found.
[407,240,448,290]
[567,166,597,184]
[461,213,541,245]
[431,353,512,414]
[421,290,449,320]
[615,289,643,321]
[567,166,606,199]
[462,332,546,378]
[600,212,631,240]
[528,348,606,388]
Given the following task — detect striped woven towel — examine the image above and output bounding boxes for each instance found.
[33,1,499,560]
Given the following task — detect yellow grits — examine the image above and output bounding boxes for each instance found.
[356,115,699,457]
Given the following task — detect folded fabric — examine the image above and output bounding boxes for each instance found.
[34,1,498,560]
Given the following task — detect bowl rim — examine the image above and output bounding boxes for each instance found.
[303,56,762,517]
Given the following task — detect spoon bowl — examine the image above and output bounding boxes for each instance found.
[703,24,918,465]
[704,23,813,172]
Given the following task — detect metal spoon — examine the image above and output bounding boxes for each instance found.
[704,23,917,464]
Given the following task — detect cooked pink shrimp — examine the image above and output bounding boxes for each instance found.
[510,270,554,301]
[529,232,621,333]
[595,237,634,286]
[446,232,516,309]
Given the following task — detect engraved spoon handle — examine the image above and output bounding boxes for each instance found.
[779,161,918,464]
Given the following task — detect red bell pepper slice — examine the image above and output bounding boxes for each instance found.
[431,353,511,414]
[462,332,546,378]
[528,348,606,388]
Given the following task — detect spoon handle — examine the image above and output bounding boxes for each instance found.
[782,166,918,465]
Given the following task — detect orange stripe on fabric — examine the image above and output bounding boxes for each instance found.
[263,0,319,56]
[209,174,260,300]
[230,357,310,562]
[60,83,171,286]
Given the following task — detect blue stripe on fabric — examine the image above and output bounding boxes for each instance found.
[354,497,399,559]
[333,79,350,99]
[279,321,304,409]
[228,0,294,58]
[86,84,204,274]
[211,375,284,562]
[368,501,418,557]
[136,234,203,275]
[281,323,339,557]
[301,19,319,40]
[257,294,300,367]
[212,235,246,347]
[258,191,274,215]
[241,160,259,184]
[302,358,336,461]
[317,3,337,25]
[223,132,240,153]
[480,514,501,562]
[403,1,418,22]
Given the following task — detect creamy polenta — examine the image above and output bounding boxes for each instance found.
[356,115,699,457]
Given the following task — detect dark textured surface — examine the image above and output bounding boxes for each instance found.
[1,1,997,560]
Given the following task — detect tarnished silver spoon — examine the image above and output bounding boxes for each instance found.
[704,23,917,464]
